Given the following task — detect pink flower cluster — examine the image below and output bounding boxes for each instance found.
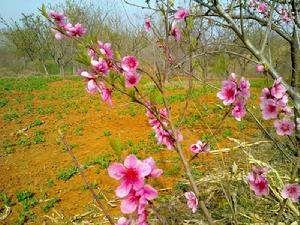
[144,18,151,32]
[256,64,264,72]
[146,105,183,150]
[80,71,113,105]
[281,183,300,202]
[217,73,250,121]
[249,1,269,17]
[185,191,198,213]
[247,167,300,203]
[170,8,189,42]
[190,140,210,154]
[279,7,293,23]
[260,78,295,135]
[108,155,162,225]
[121,56,141,87]
[78,38,141,104]
[48,10,87,40]
[247,166,269,196]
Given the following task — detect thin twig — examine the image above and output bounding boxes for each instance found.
[59,131,115,225]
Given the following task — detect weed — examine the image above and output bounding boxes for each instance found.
[0,98,8,107]
[29,119,44,128]
[223,128,232,137]
[3,111,19,121]
[174,182,189,191]
[84,153,112,169]
[102,129,111,137]
[0,193,13,206]
[183,114,201,126]
[167,93,186,103]
[42,198,60,212]
[237,121,247,131]
[16,191,37,210]
[47,179,54,188]
[128,106,137,116]
[76,126,84,136]
[18,138,29,146]
[15,96,22,104]
[57,166,78,181]
[33,130,45,144]
[16,191,34,202]
[37,106,54,115]
[13,210,35,225]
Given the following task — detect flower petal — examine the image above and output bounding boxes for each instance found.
[116,181,132,198]
[107,163,125,180]
[120,196,138,214]
[124,154,138,168]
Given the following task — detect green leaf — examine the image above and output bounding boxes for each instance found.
[187,16,193,30]
[191,36,197,50]
[39,4,49,19]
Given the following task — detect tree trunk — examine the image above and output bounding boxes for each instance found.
[60,64,65,77]
[42,62,49,75]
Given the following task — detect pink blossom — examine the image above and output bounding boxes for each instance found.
[99,82,112,106]
[274,118,295,136]
[174,8,189,21]
[87,48,96,60]
[63,23,73,36]
[257,3,268,14]
[252,166,268,175]
[86,80,99,94]
[91,58,109,75]
[247,167,270,196]
[144,18,151,32]
[239,77,250,99]
[190,140,209,154]
[116,217,131,225]
[247,173,269,196]
[80,71,100,94]
[261,87,271,99]
[271,78,286,99]
[125,71,141,87]
[232,100,246,121]
[51,28,63,40]
[121,56,139,72]
[279,7,293,23]
[260,98,278,120]
[98,41,113,58]
[160,108,168,119]
[184,192,198,213]
[143,157,163,178]
[137,209,148,225]
[65,23,87,37]
[282,183,300,202]
[48,10,65,23]
[107,155,151,198]
[171,21,181,42]
[256,64,264,72]
[120,185,157,214]
[217,80,237,105]
[229,73,237,82]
